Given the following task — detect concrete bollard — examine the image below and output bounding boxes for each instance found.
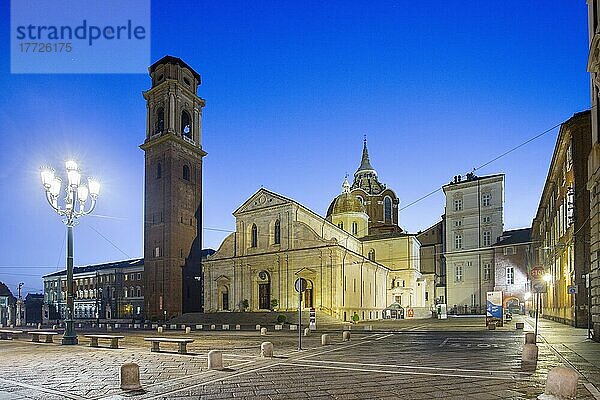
[321,334,332,346]
[107,325,113,332]
[170,324,176,330]
[52,325,57,330]
[260,341,273,358]
[152,324,158,329]
[256,324,261,331]
[487,322,496,330]
[195,324,203,330]
[222,324,229,330]
[289,324,297,331]
[235,324,241,330]
[37,323,41,329]
[525,332,536,344]
[521,344,538,369]
[343,331,351,342]
[304,327,310,337]
[180,324,186,330]
[207,350,223,370]
[120,363,142,391]
[157,326,163,333]
[210,324,216,330]
[538,366,579,400]
[516,322,524,330]
[185,327,191,334]
[275,324,282,331]
[260,327,268,336]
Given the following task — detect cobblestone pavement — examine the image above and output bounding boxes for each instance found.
[0,317,599,399]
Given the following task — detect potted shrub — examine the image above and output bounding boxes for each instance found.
[270,299,279,311]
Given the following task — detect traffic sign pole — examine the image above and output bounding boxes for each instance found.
[298,291,302,350]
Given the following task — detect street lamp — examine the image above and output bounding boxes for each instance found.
[40,160,100,345]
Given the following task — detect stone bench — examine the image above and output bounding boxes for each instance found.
[0,329,23,340]
[30,331,59,343]
[144,337,194,354]
[84,334,125,349]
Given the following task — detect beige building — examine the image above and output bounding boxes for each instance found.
[443,173,505,314]
[586,0,600,341]
[204,142,431,321]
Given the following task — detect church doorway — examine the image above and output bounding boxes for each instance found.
[219,285,229,311]
[258,271,271,310]
[303,280,314,308]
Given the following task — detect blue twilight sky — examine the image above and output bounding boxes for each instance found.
[0,1,592,296]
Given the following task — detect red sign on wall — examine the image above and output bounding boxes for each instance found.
[530,266,545,279]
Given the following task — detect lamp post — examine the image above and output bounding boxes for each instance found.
[40,160,100,345]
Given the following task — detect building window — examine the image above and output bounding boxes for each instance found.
[454,220,462,227]
[384,197,392,223]
[482,193,491,207]
[154,247,160,257]
[483,230,492,246]
[503,246,515,256]
[181,110,192,140]
[352,221,358,235]
[137,273,142,280]
[156,162,162,179]
[183,165,190,181]
[506,266,514,285]
[154,107,164,135]
[455,265,463,282]
[337,221,344,230]
[483,215,491,223]
[455,234,462,250]
[136,286,141,297]
[484,263,491,281]
[251,224,258,248]
[368,249,375,261]
[454,198,463,211]
[274,219,281,244]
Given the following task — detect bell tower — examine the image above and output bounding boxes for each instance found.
[141,56,207,319]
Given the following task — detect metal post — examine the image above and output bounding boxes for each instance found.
[587,273,592,340]
[298,292,302,351]
[62,224,78,344]
[534,292,539,339]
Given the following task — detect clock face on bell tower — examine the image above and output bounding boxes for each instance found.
[140,56,207,319]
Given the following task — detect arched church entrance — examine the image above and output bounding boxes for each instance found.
[258,271,271,310]
[218,285,229,311]
[303,280,314,308]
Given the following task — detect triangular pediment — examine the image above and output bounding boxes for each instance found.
[233,188,292,216]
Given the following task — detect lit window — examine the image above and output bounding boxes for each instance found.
[482,193,491,207]
[506,267,514,285]
[154,247,160,258]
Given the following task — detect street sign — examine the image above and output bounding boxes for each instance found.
[486,291,503,327]
[309,307,316,330]
[530,266,545,279]
[532,281,547,293]
[567,285,578,295]
[295,278,308,293]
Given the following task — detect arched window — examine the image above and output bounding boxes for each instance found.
[368,249,376,261]
[274,219,281,244]
[124,287,128,298]
[136,286,142,297]
[183,165,190,181]
[156,162,162,179]
[352,222,358,235]
[356,196,363,204]
[251,224,258,248]
[154,107,164,135]
[181,110,192,140]
[130,286,134,298]
[337,221,344,230]
[384,197,392,223]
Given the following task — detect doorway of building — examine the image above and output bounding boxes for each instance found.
[258,271,271,310]
[303,280,314,308]
[219,285,229,311]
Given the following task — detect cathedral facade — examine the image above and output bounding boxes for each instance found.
[205,141,433,321]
